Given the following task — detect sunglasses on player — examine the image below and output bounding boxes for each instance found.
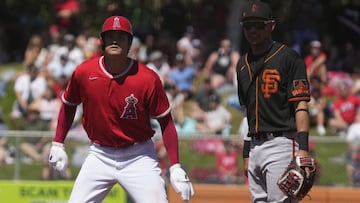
[241,20,274,30]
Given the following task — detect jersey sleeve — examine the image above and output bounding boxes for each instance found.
[287,52,310,102]
[148,75,171,118]
[236,58,247,106]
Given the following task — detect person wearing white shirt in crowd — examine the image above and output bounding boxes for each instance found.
[11,63,47,119]
[146,50,170,84]
[47,34,84,80]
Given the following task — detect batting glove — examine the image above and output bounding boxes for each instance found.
[170,163,194,201]
[48,142,68,174]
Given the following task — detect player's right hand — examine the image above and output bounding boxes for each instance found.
[48,141,68,173]
[170,163,195,201]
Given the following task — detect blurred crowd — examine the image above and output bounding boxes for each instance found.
[0,0,359,185]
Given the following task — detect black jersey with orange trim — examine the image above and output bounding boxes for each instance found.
[236,42,310,134]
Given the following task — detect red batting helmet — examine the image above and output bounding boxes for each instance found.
[101,16,133,37]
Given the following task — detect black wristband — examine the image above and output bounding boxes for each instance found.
[297,131,309,151]
[295,108,309,114]
[243,140,251,158]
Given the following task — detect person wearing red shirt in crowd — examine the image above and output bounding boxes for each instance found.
[215,140,241,184]
[304,40,328,85]
[47,16,193,203]
[329,82,360,136]
[53,0,80,33]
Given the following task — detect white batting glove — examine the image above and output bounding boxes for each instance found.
[170,164,194,201]
[48,142,68,174]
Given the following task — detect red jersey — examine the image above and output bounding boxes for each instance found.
[216,151,239,175]
[62,56,171,147]
[332,95,360,124]
[304,52,327,73]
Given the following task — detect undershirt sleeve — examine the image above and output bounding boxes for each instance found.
[53,103,77,143]
[157,113,179,166]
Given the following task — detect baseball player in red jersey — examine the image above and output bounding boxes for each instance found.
[236,1,312,202]
[48,16,194,203]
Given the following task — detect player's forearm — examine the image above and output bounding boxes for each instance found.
[295,101,310,151]
[158,113,180,166]
[53,104,77,143]
[295,101,310,132]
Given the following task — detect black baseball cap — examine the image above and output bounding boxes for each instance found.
[241,1,273,22]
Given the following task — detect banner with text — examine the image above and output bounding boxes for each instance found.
[0,181,127,203]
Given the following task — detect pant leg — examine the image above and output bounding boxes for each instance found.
[249,136,298,203]
[116,143,168,203]
[265,137,298,203]
[68,153,116,203]
[248,143,268,203]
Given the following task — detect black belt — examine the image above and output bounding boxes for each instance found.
[250,132,283,141]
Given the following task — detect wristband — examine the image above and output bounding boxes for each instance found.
[243,140,251,158]
[297,131,309,151]
[295,108,309,114]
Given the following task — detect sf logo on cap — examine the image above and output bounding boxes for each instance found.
[251,4,257,13]
[113,17,121,29]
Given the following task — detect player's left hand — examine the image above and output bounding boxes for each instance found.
[170,163,194,201]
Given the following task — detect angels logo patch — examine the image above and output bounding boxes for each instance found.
[121,94,138,119]
[292,79,310,96]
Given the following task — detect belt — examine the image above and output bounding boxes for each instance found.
[93,142,138,149]
[250,132,283,141]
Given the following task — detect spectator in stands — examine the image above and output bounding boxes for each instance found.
[308,76,328,136]
[132,33,155,63]
[76,27,101,60]
[18,103,51,177]
[195,94,232,136]
[128,36,142,61]
[11,63,47,119]
[47,34,84,81]
[23,34,49,73]
[47,25,62,60]
[0,108,10,165]
[215,139,241,184]
[164,81,185,127]
[53,0,80,34]
[177,26,196,63]
[346,110,360,186]
[351,70,360,96]
[305,40,328,85]
[18,102,72,180]
[328,82,360,136]
[202,38,240,93]
[32,85,62,130]
[0,136,8,165]
[146,50,171,84]
[190,77,220,119]
[167,53,196,100]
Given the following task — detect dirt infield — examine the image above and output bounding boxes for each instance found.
[168,184,360,203]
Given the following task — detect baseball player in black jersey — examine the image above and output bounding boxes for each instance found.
[236,1,312,202]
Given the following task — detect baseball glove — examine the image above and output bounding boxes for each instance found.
[277,156,317,200]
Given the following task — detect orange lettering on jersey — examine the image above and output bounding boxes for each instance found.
[121,94,138,119]
[292,80,310,96]
[261,69,280,99]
